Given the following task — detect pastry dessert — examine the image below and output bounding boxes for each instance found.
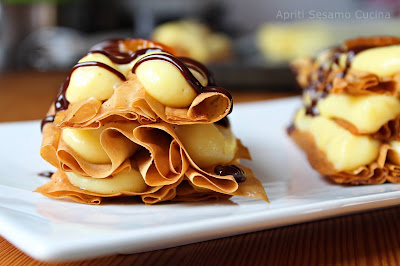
[37,39,268,204]
[288,36,400,185]
[152,20,232,64]
[257,23,332,63]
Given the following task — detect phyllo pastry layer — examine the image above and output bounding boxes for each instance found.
[289,36,400,184]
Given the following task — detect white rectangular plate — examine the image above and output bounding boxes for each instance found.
[1,97,400,262]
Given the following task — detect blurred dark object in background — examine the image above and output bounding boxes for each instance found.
[1,2,57,70]
[0,0,134,71]
[57,0,132,33]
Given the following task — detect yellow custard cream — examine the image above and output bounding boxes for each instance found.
[62,126,139,164]
[294,108,380,171]
[65,66,123,103]
[66,51,203,108]
[66,169,148,194]
[135,59,200,107]
[316,94,400,134]
[174,123,237,168]
[352,45,400,77]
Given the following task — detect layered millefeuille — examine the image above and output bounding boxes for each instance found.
[37,39,268,204]
[289,36,400,184]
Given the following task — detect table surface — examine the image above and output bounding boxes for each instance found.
[1,71,399,265]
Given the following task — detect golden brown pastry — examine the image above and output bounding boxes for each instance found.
[288,36,400,184]
[36,39,268,204]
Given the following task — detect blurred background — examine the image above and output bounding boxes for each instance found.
[0,0,399,90]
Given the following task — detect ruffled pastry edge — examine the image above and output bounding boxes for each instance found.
[292,57,400,97]
[288,127,397,185]
[54,73,232,128]
[34,164,268,205]
[331,115,400,142]
[39,121,268,203]
[41,121,251,190]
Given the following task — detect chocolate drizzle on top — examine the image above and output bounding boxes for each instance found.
[89,39,123,55]
[40,115,55,132]
[214,165,247,183]
[40,61,127,131]
[72,61,126,81]
[56,61,126,111]
[131,53,233,102]
[89,48,164,64]
[303,43,383,117]
[41,39,233,131]
[178,57,216,86]
[89,39,174,65]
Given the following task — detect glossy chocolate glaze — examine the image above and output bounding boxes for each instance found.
[131,53,233,101]
[59,61,126,108]
[41,61,126,131]
[214,164,247,183]
[40,115,55,132]
[41,39,232,131]
[178,57,216,86]
[89,39,123,55]
[91,40,231,104]
[38,171,54,178]
[89,48,164,64]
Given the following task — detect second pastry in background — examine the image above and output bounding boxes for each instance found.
[152,20,233,64]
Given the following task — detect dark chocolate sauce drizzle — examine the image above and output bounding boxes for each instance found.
[89,39,165,64]
[178,57,216,86]
[131,53,233,103]
[38,171,54,178]
[40,116,55,132]
[89,39,122,55]
[89,48,164,64]
[41,39,233,131]
[303,44,379,117]
[214,165,247,183]
[40,61,127,131]
[71,61,127,81]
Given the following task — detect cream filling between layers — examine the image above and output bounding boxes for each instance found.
[61,126,139,164]
[174,123,237,168]
[135,59,200,108]
[352,45,400,78]
[304,93,400,134]
[66,168,148,194]
[294,108,381,171]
